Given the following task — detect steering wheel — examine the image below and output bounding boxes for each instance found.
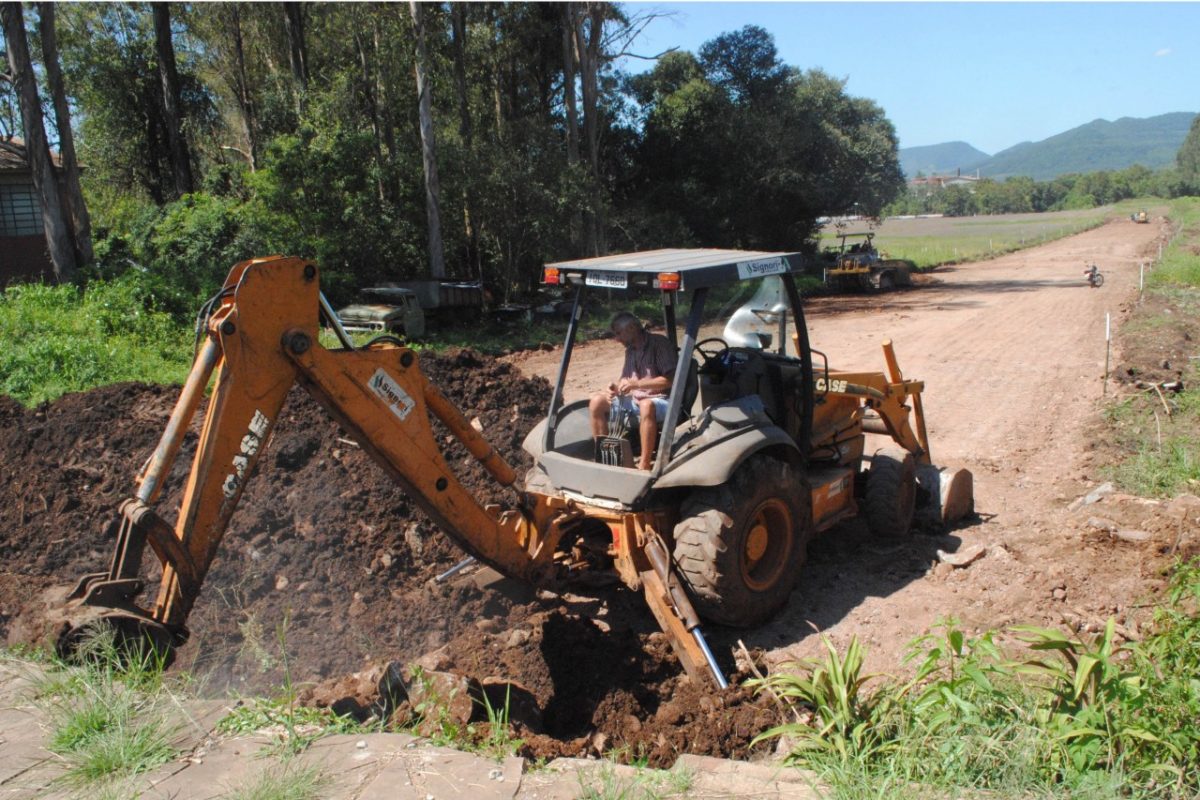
[695,337,729,368]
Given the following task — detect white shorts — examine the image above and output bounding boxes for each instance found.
[614,394,669,423]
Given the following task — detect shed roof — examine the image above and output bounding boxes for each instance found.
[0,138,64,171]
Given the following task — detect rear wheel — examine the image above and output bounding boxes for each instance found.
[673,455,810,627]
[865,447,917,538]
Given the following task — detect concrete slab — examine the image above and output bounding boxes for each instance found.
[674,754,826,798]
[0,708,49,785]
[136,733,277,799]
[513,755,828,800]
[357,743,523,800]
[293,733,411,796]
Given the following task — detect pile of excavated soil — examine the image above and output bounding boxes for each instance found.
[0,349,779,766]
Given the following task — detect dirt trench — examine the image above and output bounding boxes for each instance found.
[0,215,1191,767]
[0,350,777,766]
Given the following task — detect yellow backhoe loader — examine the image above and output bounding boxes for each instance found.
[58,251,972,688]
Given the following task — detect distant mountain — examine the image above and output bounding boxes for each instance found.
[900,112,1197,181]
[899,141,990,178]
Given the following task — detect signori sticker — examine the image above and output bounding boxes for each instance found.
[369,368,416,421]
[736,257,786,280]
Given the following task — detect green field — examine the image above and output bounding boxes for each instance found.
[822,203,1166,269]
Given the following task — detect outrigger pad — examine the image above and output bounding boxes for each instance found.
[916,465,975,525]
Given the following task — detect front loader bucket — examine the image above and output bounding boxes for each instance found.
[916,465,975,526]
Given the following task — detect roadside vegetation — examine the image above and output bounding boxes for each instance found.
[1104,196,1200,497]
[753,558,1200,799]
[749,196,1200,799]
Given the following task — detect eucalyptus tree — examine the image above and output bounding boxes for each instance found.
[37,2,92,264]
[2,1,76,280]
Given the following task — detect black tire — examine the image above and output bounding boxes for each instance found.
[865,447,916,538]
[673,455,811,627]
[877,271,895,291]
[1092,273,1104,288]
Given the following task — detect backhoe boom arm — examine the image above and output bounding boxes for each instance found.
[63,257,567,649]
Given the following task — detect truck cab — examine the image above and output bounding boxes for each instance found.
[336,286,426,337]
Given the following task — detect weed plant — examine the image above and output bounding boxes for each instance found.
[216,613,369,754]
[576,757,694,800]
[476,683,526,761]
[33,628,183,789]
[753,558,1200,799]
[221,761,330,800]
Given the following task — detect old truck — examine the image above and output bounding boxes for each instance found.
[336,279,484,337]
[822,232,914,291]
[59,251,971,689]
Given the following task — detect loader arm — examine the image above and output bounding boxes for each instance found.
[814,339,932,465]
[62,256,573,651]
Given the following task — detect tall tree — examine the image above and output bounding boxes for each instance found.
[281,1,307,113]
[409,0,444,278]
[2,2,76,280]
[153,2,194,196]
[568,2,608,254]
[228,3,258,170]
[451,4,480,279]
[1178,114,1200,193]
[36,2,92,264]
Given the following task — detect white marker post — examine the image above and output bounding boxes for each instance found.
[1103,312,1111,396]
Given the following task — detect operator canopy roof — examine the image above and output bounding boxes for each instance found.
[545,248,802,291]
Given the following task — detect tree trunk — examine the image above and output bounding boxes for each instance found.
[562,4,580,165]
[281,2,308,112]
[562,3,582,252]
[153,2,194,197]
[572,2,607,254]
[372,17,396,159]
[36,2,92,265]
[451,3,481,283]
[353,27,386,203]
[229,3,258,171]
[409,0,445,279]
[2,2,76,281]
[488,5,504,142]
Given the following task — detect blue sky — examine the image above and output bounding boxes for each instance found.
[621,2,1199,155]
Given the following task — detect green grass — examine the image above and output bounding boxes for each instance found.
[576,758,695,800]
[32,628,183,789]
[822,208,1114,270]
[0,276,192,405]
[1103,196,1200,498]
[1147,197,1200,289]
[221,762,330,800]
[753,559,1200,799]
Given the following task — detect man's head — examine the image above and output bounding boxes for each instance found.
[610,312,644,348]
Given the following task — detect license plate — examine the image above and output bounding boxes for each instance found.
[586,270,628,289]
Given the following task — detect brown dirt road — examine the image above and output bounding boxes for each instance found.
[504,216,1185,674]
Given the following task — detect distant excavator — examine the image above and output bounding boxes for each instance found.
[58,251,972,689]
